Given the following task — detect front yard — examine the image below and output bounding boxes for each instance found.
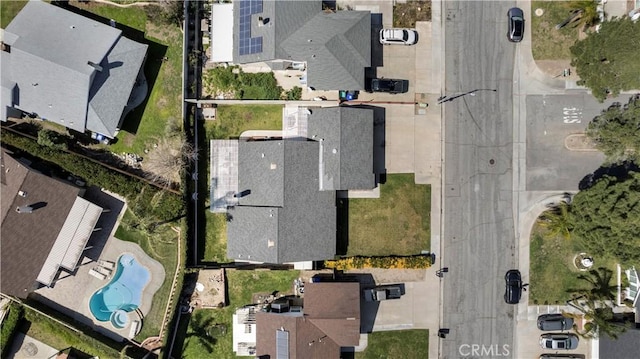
[176,269,300,358]
[531,0,583,60]
[355,330,429,359]
[346,174,431,256]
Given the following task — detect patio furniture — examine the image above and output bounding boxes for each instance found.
[96,266,112,277]
[129,320,140,338]
[89,268,107,280]
[98,259,115,269]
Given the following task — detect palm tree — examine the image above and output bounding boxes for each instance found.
[537,201,574,240]
[574,305,628,339]
[185,313,218,353]
[568,267,617,303]
[564,0,601,31]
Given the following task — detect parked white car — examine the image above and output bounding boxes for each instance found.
[379,28,418,45]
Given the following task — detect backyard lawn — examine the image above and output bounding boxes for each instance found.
[204,105,283,139]
[204,212,231,263]
[531,1,583,60]
[177,269,300,358]
[529,222,618,305]
[355,330,429,359]
[347,174,430,256]
[0,0,27,28]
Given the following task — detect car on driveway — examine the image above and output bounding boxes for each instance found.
[507,7,524,42]
[504,269,522,304]
[539,333,579,350]
[537,314,574,331]
[364,285,402,301]
[370,78,409,94]
[379,28,418,45]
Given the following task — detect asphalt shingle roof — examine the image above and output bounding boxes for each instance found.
[227,140,336,263]
[307,107,375,190]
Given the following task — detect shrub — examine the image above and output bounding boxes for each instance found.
[284,86,303,100]
[324,255,432,270]
[37,129,68,150]
[1,131,183,222]
[0,303,24,356]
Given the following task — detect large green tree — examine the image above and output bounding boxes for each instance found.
[586,96,640,163]
[570,17,640,101]
[570,172,640,265]
[564,0,601,31]
[538,201,574,240]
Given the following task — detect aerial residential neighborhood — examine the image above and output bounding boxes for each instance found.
[1,1,639,359]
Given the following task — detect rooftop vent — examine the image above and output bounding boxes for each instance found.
[16,206,33,214]
[88,61,103,72]
[18,190,27,197]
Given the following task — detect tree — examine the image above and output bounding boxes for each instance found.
[143,135,197,188]
[184,312,218,354]
[586,95,640,163]
[564,0,601,31]
[573,303,628,339]
[537,201,574,240]
[570,17,640,101]
[567,267,618,303]
[570,172,640,265]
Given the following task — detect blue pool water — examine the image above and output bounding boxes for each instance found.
[89,254,150,323]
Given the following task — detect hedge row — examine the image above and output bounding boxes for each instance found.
[1,131,183,221]
[0,302,24,356]
[324,255,432,270]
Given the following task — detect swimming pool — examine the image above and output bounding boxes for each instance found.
[89,254,150,326]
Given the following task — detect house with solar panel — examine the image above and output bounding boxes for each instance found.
[0,149,105,299]
[0,1,148,142]
[211,0,371,90]
[211,106,377,266]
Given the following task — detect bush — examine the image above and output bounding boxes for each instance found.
[0,303,24,356]
[37,129,68,150]
[284,86,303,100]
[324,255,432,270]
[1,131,183,222]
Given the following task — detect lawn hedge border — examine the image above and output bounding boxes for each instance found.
[0,302,24,356]
[324,255,432,270]
[1,131,183,222]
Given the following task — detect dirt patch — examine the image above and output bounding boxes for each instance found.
[191,269,227,309]
[393,0,431,28]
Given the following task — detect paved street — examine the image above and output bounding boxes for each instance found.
[440,1,517,358]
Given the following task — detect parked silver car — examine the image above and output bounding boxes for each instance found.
[539,334,579,350]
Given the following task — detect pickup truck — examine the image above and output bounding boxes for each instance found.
[364,285,402,301]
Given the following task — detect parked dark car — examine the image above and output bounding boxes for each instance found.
[504,269,522,304]
[507,7,524,42]
[539,354,585,359]
[364,285,402,301]
[370,78,409,94]
[539,333,579,350]
[537,314,574,331]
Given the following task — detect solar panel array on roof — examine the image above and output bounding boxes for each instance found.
[276,330,289,359]
[238,0,263,55]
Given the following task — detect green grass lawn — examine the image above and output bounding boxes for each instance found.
[0,0,27,28]
[205,105,283,139]
[355,330,429,359]
[528,222,619,305]
[347,174,430,256]
[204,212,231,263]
[531,1,582,60]
[115,209,182,341]
[178,269,300,358]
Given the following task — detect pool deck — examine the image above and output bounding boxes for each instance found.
[32,187,165,342]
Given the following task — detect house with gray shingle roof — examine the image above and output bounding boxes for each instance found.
[231,0,371,90]
[0,1,148,139]
[214,106,375,264]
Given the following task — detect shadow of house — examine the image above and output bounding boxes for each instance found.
[0,149,105,299]
[0,1,153,140]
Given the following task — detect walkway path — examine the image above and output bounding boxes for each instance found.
[92,0,152,8]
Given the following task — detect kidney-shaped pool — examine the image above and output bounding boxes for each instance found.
[89,253,150,328]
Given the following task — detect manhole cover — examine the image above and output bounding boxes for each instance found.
[535,8,544,16]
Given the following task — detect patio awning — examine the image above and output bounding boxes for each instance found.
[37,197,103,286]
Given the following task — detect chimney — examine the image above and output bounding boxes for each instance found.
[88,61,103,72]
[16,206,33,214]
[258,17,264,27]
